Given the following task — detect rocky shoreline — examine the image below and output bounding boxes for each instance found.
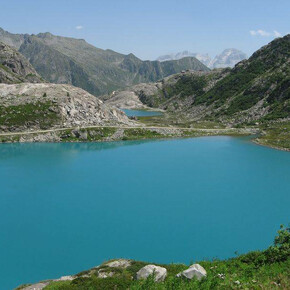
[15,259,210,290]
[0,125,255,144]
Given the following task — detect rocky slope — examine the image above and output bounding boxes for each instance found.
[101,69,228,110]
[0,41,133,133]
[107,35,290,124]
[157,49,247,68]
[0,42,43,83]
[0,83,132,133]
[0,28,209,96]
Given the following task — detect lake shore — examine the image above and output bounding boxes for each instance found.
[0,125,256,144]
[1,125,289,152]
[16,226,290,290]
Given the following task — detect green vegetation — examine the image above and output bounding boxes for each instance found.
[137,115,226,129]
[59,127,117,142]
[255,121,290,150]
[165,74,208,99]
[122,128,162,140]
[0,101,60,129]
[31,225,290,289]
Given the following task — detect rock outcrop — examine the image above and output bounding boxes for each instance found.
[105,259,131,268]
[0,83,133,133]
[176,263,207,280]
[136,265,167,282]
[0,42,43,84]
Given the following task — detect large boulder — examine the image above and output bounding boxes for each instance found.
[176,264,206,280]
[136,265,167,282]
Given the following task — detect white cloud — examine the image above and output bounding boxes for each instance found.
[250,29,282,37]
[76,25,84,30]
[250,29,271,36]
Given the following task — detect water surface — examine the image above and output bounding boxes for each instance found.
[122,109,163,117]
[0,136,289,289]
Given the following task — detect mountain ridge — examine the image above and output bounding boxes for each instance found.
[0,28,209,96]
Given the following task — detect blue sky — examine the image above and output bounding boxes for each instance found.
[0,0,289,60]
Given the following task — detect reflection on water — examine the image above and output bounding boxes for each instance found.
[0,139,164,160]
[122,109,163,117]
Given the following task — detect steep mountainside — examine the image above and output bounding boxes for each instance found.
[105,35,290,124]
[0,28,209,96]
[102,69,228,110]
[0,42,43,83]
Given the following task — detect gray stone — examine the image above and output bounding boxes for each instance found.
[98,271,114,278]
[0,83,135,134]
[105,259,131,268]
[55,275,75,281]
[136,265,167,282]
[176,264,207,280]
[22,282,50,290]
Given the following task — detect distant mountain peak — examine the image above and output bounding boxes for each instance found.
[157,51,211,67]
[157,48,247,69]
[209,48,247,68]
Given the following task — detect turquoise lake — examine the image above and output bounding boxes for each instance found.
[122,109,163,117]
[0,136,289,289]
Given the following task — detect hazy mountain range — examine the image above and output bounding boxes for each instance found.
[157,49,248,69]
[0,27,209,96]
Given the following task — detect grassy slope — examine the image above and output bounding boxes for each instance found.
[0,101,60,129]
[17,226,289,290]
[255,121,290,150]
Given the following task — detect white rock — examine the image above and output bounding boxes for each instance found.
[98,271,114,278]
[105,259,131,268]
[136,265,167,282]
[176,264,207,280]
[57,275,75,281]
[22,282,50,290]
